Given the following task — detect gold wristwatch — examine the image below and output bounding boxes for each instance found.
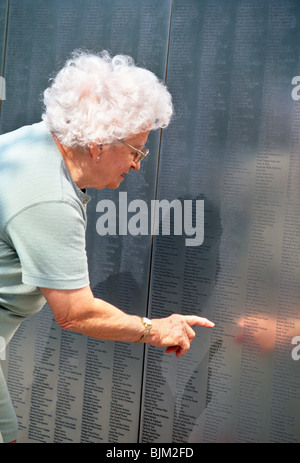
[135,317,152,343]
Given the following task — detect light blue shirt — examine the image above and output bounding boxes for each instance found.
[0,121,91,345]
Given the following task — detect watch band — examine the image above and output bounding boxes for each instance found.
[135,317,152,343]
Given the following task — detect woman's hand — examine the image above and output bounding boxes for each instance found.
[146,314,215,357]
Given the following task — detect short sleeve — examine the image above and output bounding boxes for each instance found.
[5,201,90,290]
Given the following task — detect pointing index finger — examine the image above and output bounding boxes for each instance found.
[184,316,215,328]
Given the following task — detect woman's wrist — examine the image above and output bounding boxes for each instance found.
[134,317,152,343]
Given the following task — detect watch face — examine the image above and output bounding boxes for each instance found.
[143,317,152,325]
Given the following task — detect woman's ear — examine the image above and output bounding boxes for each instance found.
[89,143,102,161]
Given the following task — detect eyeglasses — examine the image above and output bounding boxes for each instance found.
[119,139,149,163]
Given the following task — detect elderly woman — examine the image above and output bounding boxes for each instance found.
[0,51,214,443]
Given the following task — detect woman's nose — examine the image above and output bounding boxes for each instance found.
[132,160,141,171]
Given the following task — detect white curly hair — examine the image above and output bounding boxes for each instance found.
[42,50,173,149]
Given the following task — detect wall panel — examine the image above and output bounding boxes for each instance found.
[140,0,300,443]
